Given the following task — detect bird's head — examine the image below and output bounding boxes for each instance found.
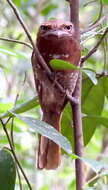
[37,20,75,39]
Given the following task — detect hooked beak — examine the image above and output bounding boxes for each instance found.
[43,30,71,38]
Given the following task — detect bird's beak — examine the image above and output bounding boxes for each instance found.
[43,30,70,38]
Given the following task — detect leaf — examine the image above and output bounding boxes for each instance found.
[0,148,16,190]
[0,96,39,118]
[84,115,108,129]
[13,0,21,7]
[81,158,105,173]
[82,77,93,104]
[0,102,13,114]
[11,112,72,154]
[49,59,79,70]
[102,0,108,5]
[82,77,104,115]
[0,46,29,59]
[83,116,97,145]
[61,103,74,148]
[102,76,108,99]
[83,115,108,145]
[83,69,98,85]
[68,153,106,174]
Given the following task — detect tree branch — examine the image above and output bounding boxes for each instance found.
[69,0,80,40]
[0,37,33,49]
[68,0,85,190]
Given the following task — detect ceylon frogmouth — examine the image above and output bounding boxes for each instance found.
[32,20,81,170]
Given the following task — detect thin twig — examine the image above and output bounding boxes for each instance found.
[0,119,32,190]
[7,0,35,49]
[84,174,99,186]
[16,166,23,190]
[81,27,108,64]
[89,0,103,27]
[83,0,96,7]
[0,37,33,49]
[6,0,51,76]
[81,13,108,34]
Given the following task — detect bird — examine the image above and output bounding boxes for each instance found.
[32,19,81,170]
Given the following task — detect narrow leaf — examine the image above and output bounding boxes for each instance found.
[0,96,39,118]
[49,59,79,70]
[11,112,72,154]
[0,46,29,59]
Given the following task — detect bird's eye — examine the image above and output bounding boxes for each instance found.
[64,25,72,30]
[40,25,50,31]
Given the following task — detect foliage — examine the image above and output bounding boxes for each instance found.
[0,148,16,190]
[0,0,108,189]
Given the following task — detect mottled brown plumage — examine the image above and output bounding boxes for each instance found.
[32,20,81,169]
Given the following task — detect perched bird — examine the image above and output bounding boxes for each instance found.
[32,20,81,170]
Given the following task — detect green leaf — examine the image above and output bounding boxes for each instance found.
[0,148,16,190]
[13,0,21,7]
[83,69,98,85]
[82,77,104,115]
[10,112,72,154]
[0,46,29,59]
[0,96,39,118]
[83,116,97,145]
[61,103,74,148]
[0,102,13,114]
[102,0,108,5]
[82,77,93,104]
[83,115,108,145]
[84,115,108,129]
[49,59,79,70]
[102,76,108,99]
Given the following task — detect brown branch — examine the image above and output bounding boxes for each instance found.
[81,27,108,64]
[71,74,84,190]
[68,0,85,190]
[83,0,96,7]
[0,37,33,49]
[6,0,51,76]
[69,0,80,40]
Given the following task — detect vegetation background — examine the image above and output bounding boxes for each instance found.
[0,0,108,189]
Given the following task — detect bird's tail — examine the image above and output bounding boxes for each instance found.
[37,111,61,169]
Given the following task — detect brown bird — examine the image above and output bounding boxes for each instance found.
[32,20,81,170]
